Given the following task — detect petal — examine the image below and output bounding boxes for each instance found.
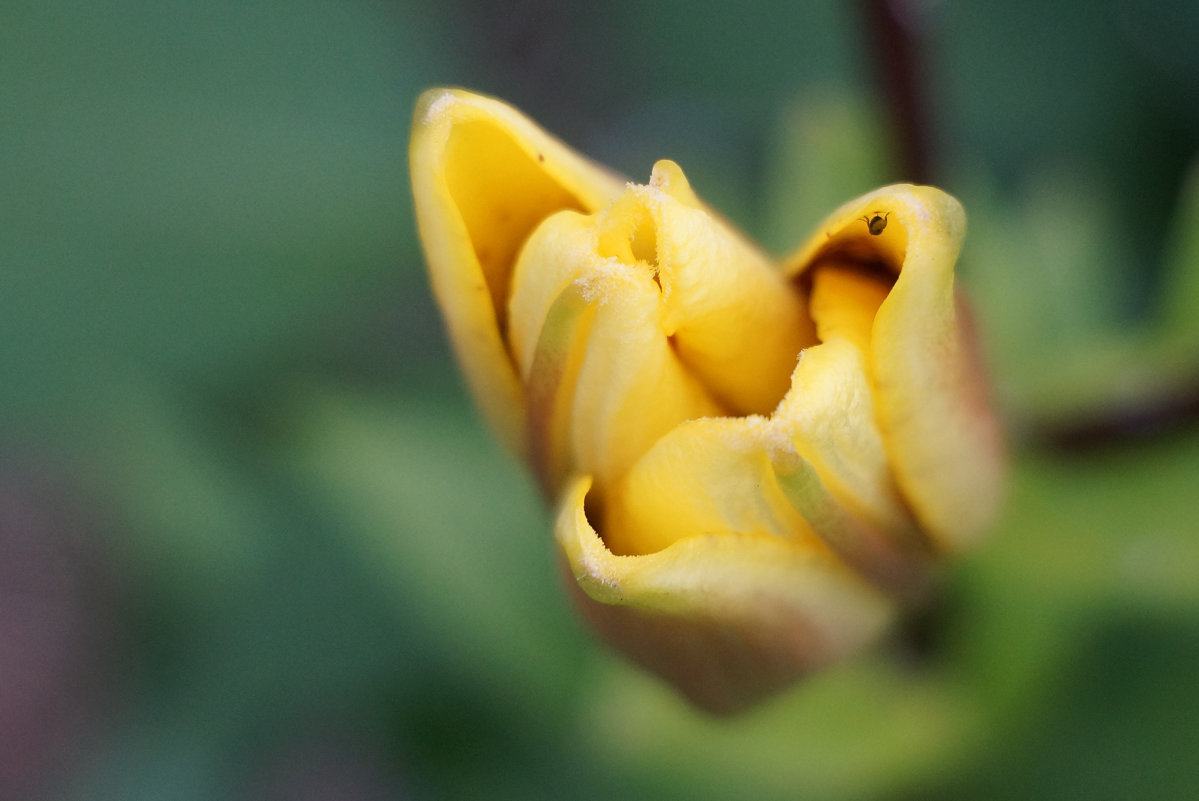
[775,266,918,539]
[410,88,625,455]
[509,210,724,492]
[641,161,816,415]
[769,444,933,601]
[521,262,597,497]
[506,209,597,380]
[603,412,930,598]
[555,476,894,715]
[570,265,725,492]
[603,416,820,556]
[784,185,1003,550]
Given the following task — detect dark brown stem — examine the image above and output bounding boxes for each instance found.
[1036,383,1199,454]
[860,0,935,183]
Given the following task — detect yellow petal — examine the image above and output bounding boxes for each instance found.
[410,88,625,455]
[784,185,1003,550]
[603,411,930,598]
[509,208,724,492]
[639,161,816,414]
[521,264,597,497]
[775,266,917,539]
[807,259,889,351]
[603,416,820,556]
[570,265,725,492]
[555,475,893,715]
[506,210,596,380]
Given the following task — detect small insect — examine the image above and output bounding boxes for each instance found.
[860,211,889,236]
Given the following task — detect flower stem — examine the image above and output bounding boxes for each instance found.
[860,0,934,183]
[1037,385,1199,453]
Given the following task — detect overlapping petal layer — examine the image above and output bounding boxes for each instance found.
[784,186,1004,550]
[410,89,625,456]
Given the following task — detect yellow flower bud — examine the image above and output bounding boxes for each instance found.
[410,88,1003,714]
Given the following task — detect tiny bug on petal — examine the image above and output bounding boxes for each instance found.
[861,211,889,236]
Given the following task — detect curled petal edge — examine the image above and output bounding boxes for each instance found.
[785,184,1004,551]
[555,475,894,715]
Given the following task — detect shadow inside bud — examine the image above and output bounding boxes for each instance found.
[793,202,914,280]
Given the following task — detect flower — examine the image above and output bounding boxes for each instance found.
[410,88,1003,714]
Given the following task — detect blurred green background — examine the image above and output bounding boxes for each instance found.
[3,0,1199,799]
